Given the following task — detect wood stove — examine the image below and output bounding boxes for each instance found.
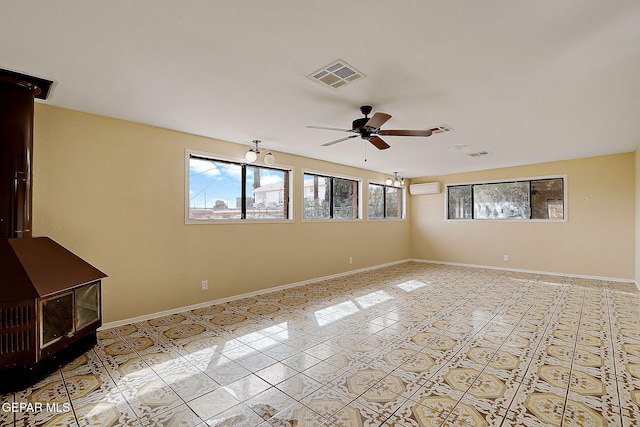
[0,69,107,392]
[0,238,106,391]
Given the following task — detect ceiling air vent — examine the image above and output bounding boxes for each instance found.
[308,60,365,89]
[467,151,492,157]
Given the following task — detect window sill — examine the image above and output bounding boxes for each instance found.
[444,218,567,223]
[301,218,363,223]
[186,219,294,225]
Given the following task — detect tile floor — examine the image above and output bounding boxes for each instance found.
[2,262,640,426]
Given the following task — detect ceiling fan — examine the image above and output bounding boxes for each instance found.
[307,105,446,150]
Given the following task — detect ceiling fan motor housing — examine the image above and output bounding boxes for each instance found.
[360,105,373,116]
[352,117,369,132]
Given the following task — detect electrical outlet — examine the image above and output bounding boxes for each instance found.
[349,257,353,265]
[201,280,208,291]
[503,255,509,261]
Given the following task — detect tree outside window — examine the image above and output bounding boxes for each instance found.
[304,173,359,220]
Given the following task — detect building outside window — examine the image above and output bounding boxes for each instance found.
[187,153,291,221]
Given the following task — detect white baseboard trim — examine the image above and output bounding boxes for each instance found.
[410,258,635,284]
[100,259,411,330]
[102,258,637,330]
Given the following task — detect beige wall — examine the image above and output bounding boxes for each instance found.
[32,104,411,323]
[30,103,637,324]
[410,153,635,280]
[636,148,640,284]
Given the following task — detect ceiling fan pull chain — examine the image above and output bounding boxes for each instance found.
[364,140,367,162]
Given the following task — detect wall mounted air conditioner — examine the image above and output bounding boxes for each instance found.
[409,182,441,195]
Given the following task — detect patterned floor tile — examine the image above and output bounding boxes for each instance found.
[245,387,298,421]
[187,387,241,421]
[5,262,640,426]
[265,402,334,427]
[139,403,203,427]
[254,362,300,386]
[221,374,271,401]
[198,355,253,386]
[275,373,324,400]
[73,397,140,427]
[124,379,184,424]
[204,403,267,427]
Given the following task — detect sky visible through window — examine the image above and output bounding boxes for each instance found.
[189,158,284,209]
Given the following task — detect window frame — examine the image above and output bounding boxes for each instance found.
[185,149,294,224]
[367,181,407,221]
[444,174,567,222]
[302,169,363,222]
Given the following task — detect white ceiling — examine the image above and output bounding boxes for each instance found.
[3,1,640,177]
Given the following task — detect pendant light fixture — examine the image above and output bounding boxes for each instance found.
[245,140,275,165]
[386,172,404,187]
[264,152,275,165]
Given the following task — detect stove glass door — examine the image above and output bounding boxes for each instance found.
[76,282,100,330]
[41,292,73,347]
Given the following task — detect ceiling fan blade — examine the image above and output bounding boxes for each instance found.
[366,135,391,150]
[378,129,433,137]
[321,135,359,147]
[429,125,453,134]
[364,112,392,130]
[307,125,352,132]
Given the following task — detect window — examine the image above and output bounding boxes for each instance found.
[531,178,564,219]
[447,185,472,219]
[368,184,384,219]
[474,181,530,219]
[188,154,291,221]
[447,176,564,220]
[303,173,360,220]
[246,166,289,220]
[368,183,405,220]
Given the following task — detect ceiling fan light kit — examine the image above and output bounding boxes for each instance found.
[308,105,450,151]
